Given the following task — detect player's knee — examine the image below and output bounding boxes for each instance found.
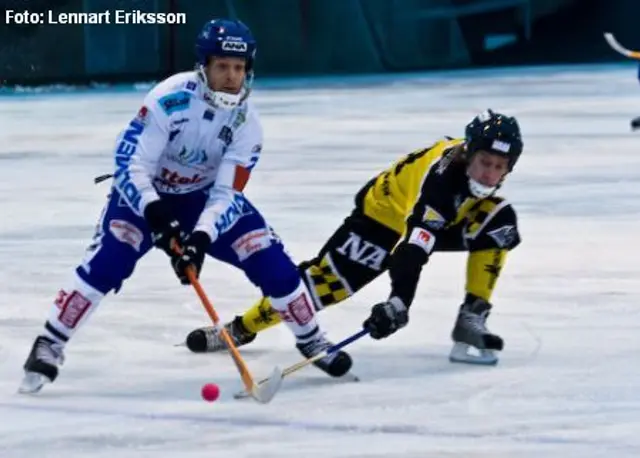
[242,244,300,298]
[76,244,140,294]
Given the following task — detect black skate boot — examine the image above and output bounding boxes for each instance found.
[631,116,640,131]
[449,298,503,365]
[19,336,65,393]
[296,333,352,377]
[186,316,257,353]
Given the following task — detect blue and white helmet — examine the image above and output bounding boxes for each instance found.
[195,19,257,109]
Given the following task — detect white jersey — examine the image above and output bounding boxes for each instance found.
[112,71,263,241]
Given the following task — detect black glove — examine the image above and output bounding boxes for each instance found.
[171,231,211,285]
[363,297,409,340]
[144,200,183,256]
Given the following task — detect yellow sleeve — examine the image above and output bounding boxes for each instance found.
[465,249,507,301]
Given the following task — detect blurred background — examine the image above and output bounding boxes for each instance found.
[0,0,638,86]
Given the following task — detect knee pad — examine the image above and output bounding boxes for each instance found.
[77,240,141,294]
[242,243,300,298]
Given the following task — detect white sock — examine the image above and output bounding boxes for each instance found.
[269,280,321,342]
[43,272,106,346]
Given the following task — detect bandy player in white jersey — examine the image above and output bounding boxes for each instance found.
[20,18,353,394]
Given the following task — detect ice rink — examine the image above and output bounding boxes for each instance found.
[1,63,640,457]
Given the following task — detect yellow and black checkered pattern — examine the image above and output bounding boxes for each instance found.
[464,197,503,238]
[305,255,351,308]
[240,255,353,334]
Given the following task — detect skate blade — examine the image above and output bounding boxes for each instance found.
[342,372,360,382]
[449,342,499,366]
[18,372,49,394]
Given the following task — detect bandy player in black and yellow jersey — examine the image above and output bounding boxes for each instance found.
[186,109,523,367]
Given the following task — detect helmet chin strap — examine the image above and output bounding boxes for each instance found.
[197,65,249,110]
[467,172,508,198]
[467,176,497,198]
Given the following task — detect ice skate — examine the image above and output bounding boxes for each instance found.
[449,298,503,365]
[186,316,257,353]
[19,336,65,394]
[296,332,352,377]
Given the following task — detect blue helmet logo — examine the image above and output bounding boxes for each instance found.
[221,41,248,52]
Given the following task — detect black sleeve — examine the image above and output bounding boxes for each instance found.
[388,242,428,307]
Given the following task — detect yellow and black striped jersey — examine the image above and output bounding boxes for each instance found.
[357,137,520,305]
[360,138,474,234]
[236,138,524,337]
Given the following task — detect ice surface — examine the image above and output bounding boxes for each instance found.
[1,63,640,457]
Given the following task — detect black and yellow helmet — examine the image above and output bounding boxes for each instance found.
[464,109,523,171]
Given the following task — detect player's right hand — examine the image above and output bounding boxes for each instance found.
[171,231,211,285]
[363,296,409,339]
[143,199,183,257]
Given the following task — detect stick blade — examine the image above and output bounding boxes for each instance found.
[603,32,622,52]
[249,366,284,404]
[603,32,640,59]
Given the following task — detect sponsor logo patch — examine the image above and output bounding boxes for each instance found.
[109,219,143,251]
[287,293,314,325]
[487,225,517,248]
[222,41,248,52]
[408,227,435,254]
[57,290,92,329]
[231,229,271,261]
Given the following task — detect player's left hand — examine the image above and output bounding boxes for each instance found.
[363,297,408,339]
[171,231,211,285]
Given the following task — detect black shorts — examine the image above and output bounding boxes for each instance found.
[299,211,399,309]
[297,198,518,310]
